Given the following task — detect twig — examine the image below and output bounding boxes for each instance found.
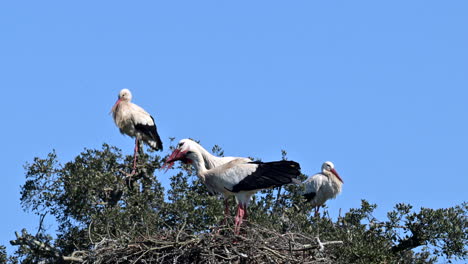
[132,249,151,264]
[35,212,48,236]
[175,219,187,244]
[314,237,344,252]
[62,256,84,262]
[201,252,237,261]
[88,219,95,245]
[261,246,286,259]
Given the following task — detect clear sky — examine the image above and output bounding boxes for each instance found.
[1,1,467,260]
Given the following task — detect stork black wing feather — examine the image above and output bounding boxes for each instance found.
[134,116,163,151]
[303,192,316,202]
[230,160,301,192]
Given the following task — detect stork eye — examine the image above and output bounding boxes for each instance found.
[178,142,185,148]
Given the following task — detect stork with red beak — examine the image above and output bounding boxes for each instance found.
[302,161,343,216]
[111,89,163,173]
[164,139,301,234]
[162,139,242,224]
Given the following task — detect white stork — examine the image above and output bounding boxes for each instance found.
[302,161,343,216]
[163,139,241,223]
[164,139,301,234]
[111,89,163,173]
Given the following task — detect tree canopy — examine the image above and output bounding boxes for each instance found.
[5,142,467,263]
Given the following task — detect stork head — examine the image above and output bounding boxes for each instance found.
[163,139,200,170]
[322,161,343,183]
[118,88,132,102]
[111,89,132,114]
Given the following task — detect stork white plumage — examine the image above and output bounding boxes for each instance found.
[164,139,301,234]
[111,89,163,173]
[162,139,241,224]
[302,161,343,216]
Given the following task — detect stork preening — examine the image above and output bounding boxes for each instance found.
[164,139,301,234]
[302,161,343,216]
[111,89,163,173]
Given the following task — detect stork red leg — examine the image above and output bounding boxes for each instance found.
[132,138,139,174]
[314,206,320,217]
[234,203,246,234]
[215,199,231,235]
[234,205,241,234]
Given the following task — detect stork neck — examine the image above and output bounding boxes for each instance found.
[194,143,224,170]
[190,152,208,178]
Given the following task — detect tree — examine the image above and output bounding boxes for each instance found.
[7,142,468,263]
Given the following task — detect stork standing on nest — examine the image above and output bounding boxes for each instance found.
[164,139,301,234]
[111,89,163,173]
[302,161,343,216]
[163,139,242,225]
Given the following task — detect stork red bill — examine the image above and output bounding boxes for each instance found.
[331,168,344,183]
[162,149,187,171]
[110,98,121,114]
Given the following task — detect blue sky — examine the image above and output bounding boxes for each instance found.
[1,1,467,260]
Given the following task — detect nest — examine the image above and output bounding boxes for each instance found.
[81,223,342,264]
